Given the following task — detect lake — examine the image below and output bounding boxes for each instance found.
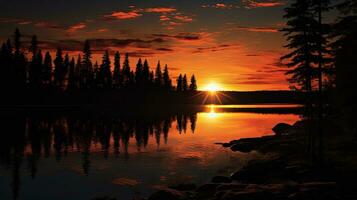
[0,105,300,200]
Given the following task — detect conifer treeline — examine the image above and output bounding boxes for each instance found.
[0,29,198,93]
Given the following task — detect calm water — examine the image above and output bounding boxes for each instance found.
[0,105,300,200]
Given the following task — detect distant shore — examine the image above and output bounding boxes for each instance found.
[0,90,305,106]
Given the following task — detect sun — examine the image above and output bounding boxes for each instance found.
[205,83,220,93]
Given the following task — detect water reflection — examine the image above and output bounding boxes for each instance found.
[0,106,300,200]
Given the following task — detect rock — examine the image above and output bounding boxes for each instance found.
[212,176,232,183]
[169,183,196,191]
[229,136,275,152]
[273,123,292,136]
[231,158,285,183]
[148,189,187,200]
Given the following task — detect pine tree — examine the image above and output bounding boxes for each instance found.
[163,64,172,90]
[28,35,41,89]
[143,59,150,84]
[29,48,42,89]
[113,51,121,89]
[75,55,82,89]
[63,54,70,89]
[42,52,52,88]
[12,29,27,90]
[67,57,76,90]
[14,28,21,56]
[122,53,131,87]
[182,74,188,91]
[135,58,143,87]
[155,61,162,87]
[176,74,183,92]
[189,75,197,91]
[54,48,64,89]
[93,61,99,88]
[100,50,112,89]
[149,71,154,84]
[281,0,318,92]
[82,40,92,88]
[29,35,38,58]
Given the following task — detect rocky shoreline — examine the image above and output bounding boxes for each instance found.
[144,120,357,200]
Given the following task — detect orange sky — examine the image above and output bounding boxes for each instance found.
[0,0,291,91]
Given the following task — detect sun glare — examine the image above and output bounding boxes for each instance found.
[205,83,220,93]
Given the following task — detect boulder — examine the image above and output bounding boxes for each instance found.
[229,136,275,152]
[273,123,293,136]
[231,158,285,183]
[212,176,232,183]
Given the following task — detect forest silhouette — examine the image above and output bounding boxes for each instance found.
[0,30,198,105]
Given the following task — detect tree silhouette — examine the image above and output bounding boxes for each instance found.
[0,28,200,105]
[42,52,52,88]
[155,61,163,87]
[177,74,183,92]
[182,74,188,92]
[112,51,121,89]
[54,48,65,90]
[122,53,131,87]
[99,50,112,89]
[281,0,317,92]
[189,75,197,91]
[135,58,144,87]
[67,57,76,90]
[29,48,42,89]
[75,55,82,89]
[163,64,172,90]
[12,29,27,90]
[82,40,92,89]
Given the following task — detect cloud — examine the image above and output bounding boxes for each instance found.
[152,33,201,40]
[202,0,285,10]
[145,7,177,13]
[235,26,279,33]
[159,15,171,21]
[192,44,236,53]
[0,18,33,25]
[243,0,286,8]
[202,3,238,9]
[173,15,193,22]
[156,47,174,52]
[104,11,142,20]
[66,23,86,33]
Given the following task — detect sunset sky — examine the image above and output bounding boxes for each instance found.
[0,0,292,91]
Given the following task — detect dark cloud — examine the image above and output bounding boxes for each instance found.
[152,33,201,40]
[193,44,235,53]
[156,47,174,52]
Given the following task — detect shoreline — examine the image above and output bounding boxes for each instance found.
[143,119,357,200]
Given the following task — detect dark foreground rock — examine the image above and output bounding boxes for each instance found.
[272,123,292,136]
